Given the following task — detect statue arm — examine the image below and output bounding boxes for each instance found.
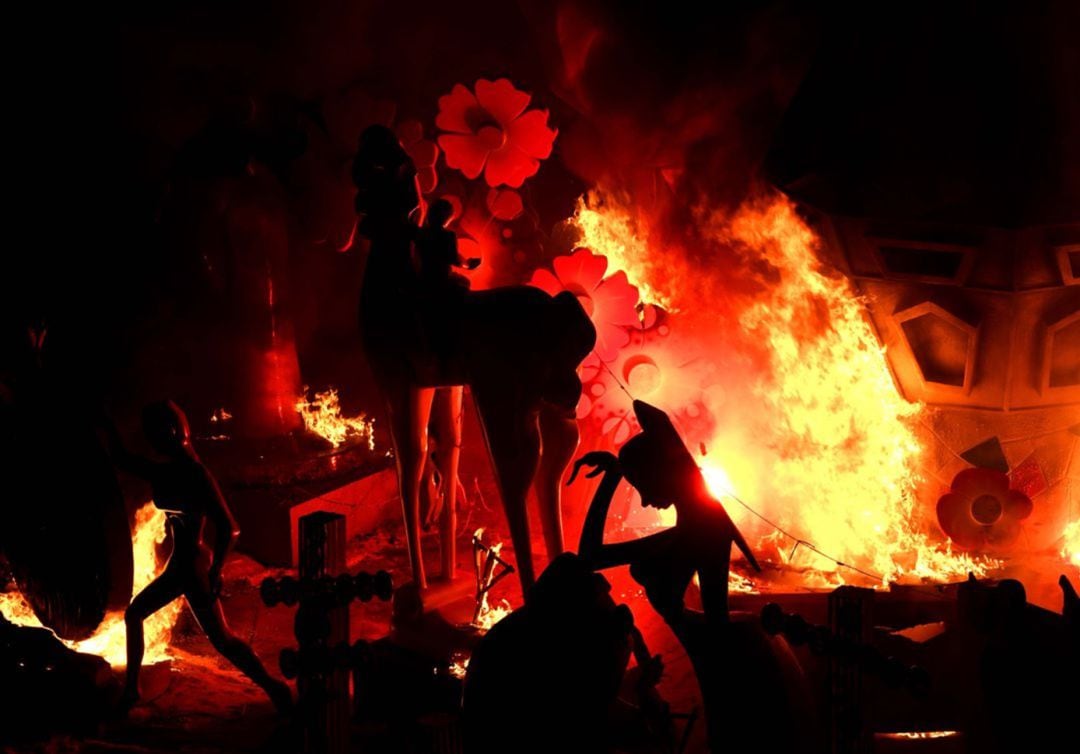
[573,451,675,569]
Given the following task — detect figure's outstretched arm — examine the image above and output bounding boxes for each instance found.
[203,468,240,594]
[98,418,157,479]
[572,451,675,570]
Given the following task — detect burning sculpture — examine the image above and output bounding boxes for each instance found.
[352,122,595,591]
[764,4,1080,564]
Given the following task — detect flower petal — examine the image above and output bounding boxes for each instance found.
[592,271,643,327]
[508,109,558,159]
[438,133,489,180]
[528,268,564,297]
[951,467,1009,498]
[486,188,524,220]
[483,144,539,188]
[594,321,631,363]
[475,78,531,127]
[1003,490,1034,521]
[553,249,608,292]
[937,492,980,547]
[436,84,479,134]
[397,119,424,146]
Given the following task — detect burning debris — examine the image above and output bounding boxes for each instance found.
[0,502,180,667]
[295,387,376,449]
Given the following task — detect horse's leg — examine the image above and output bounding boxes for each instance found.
[534,404,579,564]
[472,383,541,592]
[430,385,464,581]
[386,384,435,589]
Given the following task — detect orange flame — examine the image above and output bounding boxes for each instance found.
[1062,519,1080,567]
[295,387,375,449]
[0,502,182,666]
[574,192,996,586]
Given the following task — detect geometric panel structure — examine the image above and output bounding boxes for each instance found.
[895,302,977,390]
[1045,310,1080,389]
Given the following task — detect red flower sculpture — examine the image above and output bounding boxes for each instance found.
[437,78,557,188]
[936,468,1034,552]
[529,248,641,362]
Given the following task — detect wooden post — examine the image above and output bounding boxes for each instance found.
[828,586,874,754]
[298,512,349,754]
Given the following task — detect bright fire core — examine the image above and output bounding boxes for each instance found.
[575,193,995,586]
[0,502,181,667]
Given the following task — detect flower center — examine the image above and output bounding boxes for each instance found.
[477,125,506,151]
[623,355,662,396]
[971,494,1003,525]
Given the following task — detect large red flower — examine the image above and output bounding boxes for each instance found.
[436,78,557,188]
[529,248,641,362]
[936,468,1034,552]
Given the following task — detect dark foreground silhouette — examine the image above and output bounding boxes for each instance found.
[101,400,291,713]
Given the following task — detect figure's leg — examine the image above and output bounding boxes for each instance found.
[386,384,436,589]
[534,405,579,563]
[188,597,292,713]
[431,386,464,581]
[123,569,184,704]
[472,383,541,592]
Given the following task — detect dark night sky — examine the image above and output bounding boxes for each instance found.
[4,1,1076,409]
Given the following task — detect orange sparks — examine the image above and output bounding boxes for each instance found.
[295,387,375,449]
[0,502,182,667]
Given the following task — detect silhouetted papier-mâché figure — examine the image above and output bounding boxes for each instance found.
[575,400,810,753]
[352,124,595,592]
[101,401,291,713]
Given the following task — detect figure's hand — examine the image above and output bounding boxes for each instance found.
[464,257,481,270]
[568,451,620,485]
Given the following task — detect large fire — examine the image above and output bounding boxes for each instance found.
[1062,519,1080,567]
[573,192,995,586]
[0,502,181,666]
[296,387,376,449]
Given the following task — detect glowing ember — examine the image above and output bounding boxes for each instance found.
[0,502,182,667]
[449,652,470,680]
[209,407,233,423]
[295,387,375,449]
[1062,519,1080,566]
[573,192,997,586]
[473,538,513,630]
[474,597,512,631]
[879,731,959,740]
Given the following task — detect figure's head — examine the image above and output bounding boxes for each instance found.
[618,400,708,510]
[142,400,191,456]
[426,198,455,229]
[357,124,401,163]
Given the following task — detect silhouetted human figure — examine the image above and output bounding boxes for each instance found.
[463,553,660,754]
[573,400,810,753]
[100,401,291,713]
[415,199,480,368]
[353,124,421,303]
[416,199,479,294]
[352,124,595,592]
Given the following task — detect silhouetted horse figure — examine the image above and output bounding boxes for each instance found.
[353,125,595,590]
